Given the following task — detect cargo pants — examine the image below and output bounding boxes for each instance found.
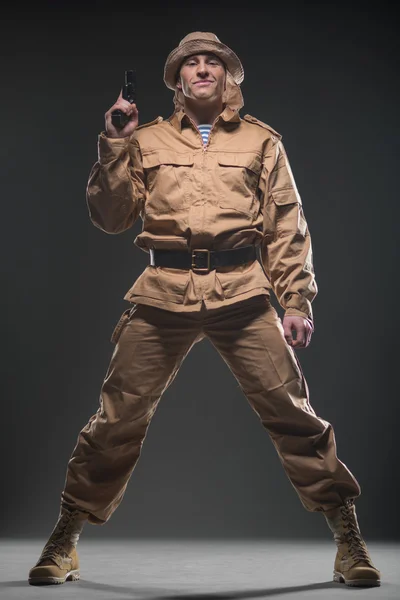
[61,294,361,525]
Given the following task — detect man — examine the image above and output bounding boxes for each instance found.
[28,32,380,588]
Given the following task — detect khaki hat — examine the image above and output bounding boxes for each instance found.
[163,32,245,112]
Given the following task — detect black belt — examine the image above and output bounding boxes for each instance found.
[149,244,257,274]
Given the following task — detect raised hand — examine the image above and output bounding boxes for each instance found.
[105,90,139,138]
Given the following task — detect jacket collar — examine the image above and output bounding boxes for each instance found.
[167,105,241,133]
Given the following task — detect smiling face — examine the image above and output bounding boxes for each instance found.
[176,52,227,104]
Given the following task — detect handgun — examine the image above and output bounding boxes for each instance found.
[111,70,137,129]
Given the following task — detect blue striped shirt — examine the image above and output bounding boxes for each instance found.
[198,124,212,146]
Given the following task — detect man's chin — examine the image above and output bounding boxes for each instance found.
[191,92,216,102]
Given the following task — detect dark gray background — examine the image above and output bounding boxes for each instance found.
[1,0,398,541]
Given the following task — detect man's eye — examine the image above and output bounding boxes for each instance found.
[186,61,219,66]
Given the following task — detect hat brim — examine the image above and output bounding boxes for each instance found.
[164,39,244,89]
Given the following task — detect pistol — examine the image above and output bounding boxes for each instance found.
[111,70,137,129]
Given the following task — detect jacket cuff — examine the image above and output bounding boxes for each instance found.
[98,131,130,165]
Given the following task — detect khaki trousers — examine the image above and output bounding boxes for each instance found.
[61,295,360,525]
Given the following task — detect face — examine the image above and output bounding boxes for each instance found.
[176,52,227,103]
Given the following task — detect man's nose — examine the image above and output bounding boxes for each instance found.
[196,63,210,76]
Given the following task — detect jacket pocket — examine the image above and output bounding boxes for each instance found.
[110,307,134,344]
[217,151,262,217]
[124,265,190,304]
[142,150,194,214]
[270,187,301,206]
[270,187,307,236]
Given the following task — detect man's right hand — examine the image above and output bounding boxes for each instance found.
[105,90,139,138]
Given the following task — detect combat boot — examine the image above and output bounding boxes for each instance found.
[324,498,380,587]
[28,505,89,585]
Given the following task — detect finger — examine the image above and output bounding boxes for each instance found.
[292,339,304,348]
[292,325,306,348]
[299,325,309,348]
[303,323,313,347]
[113,100,134,113]
[283,324,294,346]
[295,332,307,347]
[126,103,138,118]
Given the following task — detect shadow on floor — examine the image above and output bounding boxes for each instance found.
[0,580,341,596]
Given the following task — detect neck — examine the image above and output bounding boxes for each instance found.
[182,98,226,125]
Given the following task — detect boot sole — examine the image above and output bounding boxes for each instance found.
[333,570,380,587]
[28,569,80,586]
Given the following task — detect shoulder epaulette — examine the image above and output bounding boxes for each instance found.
[243,114,282,140]
[135,116,163,131]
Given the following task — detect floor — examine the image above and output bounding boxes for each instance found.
[0,540,398,599]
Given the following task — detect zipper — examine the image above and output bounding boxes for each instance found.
[184,116,220,210]
[187,115,220,152]
[203,117,220,152]
[169,114,221,217]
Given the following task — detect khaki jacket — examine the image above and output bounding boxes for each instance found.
[86,105,317,324]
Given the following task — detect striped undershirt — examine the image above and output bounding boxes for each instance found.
[198,124,212,146]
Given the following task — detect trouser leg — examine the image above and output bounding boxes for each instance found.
[203,295,361,512]
[61,303,204,525]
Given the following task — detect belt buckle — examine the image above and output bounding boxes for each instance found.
[191,249,211,273]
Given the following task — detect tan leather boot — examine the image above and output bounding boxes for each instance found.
[324,499,380,587]
[28,505,89,585]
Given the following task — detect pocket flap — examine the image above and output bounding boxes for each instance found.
[142,150,194,168]
[217,152,261,174]
[271,187,302,205]
[110,308,132,344]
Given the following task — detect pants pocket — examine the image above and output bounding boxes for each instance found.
[110,305,136,344]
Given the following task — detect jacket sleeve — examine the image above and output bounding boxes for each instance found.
[259,139,318,327]
[86,131,146,234]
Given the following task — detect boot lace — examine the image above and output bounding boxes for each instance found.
[39,510,83,564]
[340,499,371,564]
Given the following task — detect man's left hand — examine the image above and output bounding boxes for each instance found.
[282,316,313,349]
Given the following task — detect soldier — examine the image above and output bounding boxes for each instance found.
[28,32,380,588]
